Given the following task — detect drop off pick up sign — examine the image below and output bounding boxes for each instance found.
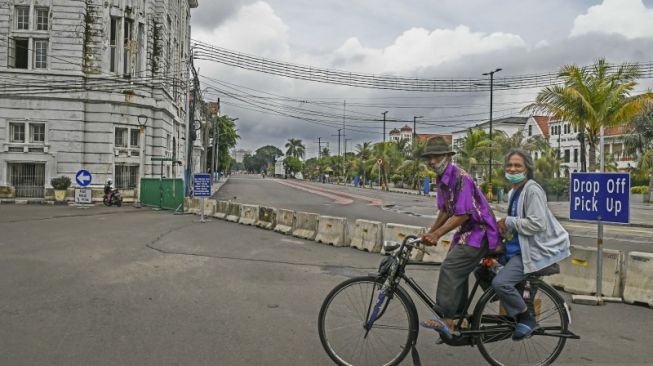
[569,172,630,224]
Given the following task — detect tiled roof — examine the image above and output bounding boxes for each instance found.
[389,128,401,135]
[605,125,629,136]
[400,124,412,132]
[533,116,551,138]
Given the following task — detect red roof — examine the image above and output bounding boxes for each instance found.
[400,124,412,132]
[417,134,452,145]
[605,125,628,136]
[389,128,400,135]
[532,116,550,138]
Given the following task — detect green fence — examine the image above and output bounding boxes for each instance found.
[140,178,185,212]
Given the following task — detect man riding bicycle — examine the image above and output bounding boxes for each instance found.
[417,136,501,340]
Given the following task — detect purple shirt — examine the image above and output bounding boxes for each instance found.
[436,162,500,250]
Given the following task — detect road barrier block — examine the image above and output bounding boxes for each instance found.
[623,252,653,307]
[350,219,383,253]
[257,207,277,230]
[383,223,426,261]
[292,211,319,240]
[274,209,295,234]
[213,200,229,219]
[239,204,260,225]
[199,199,216,216]
[225,202,242,222]
[546,245,623,297]
[422,232,454,264]
[315,216,348,247]
[184,197,200,214]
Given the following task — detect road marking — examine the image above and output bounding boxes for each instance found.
[289,181,384,206]
[276,180,353,205]
[281,238,305,245]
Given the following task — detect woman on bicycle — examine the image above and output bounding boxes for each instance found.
[495,149,571,340]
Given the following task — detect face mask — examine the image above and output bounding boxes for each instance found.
[433,158,449,175]
[505,172,527,184]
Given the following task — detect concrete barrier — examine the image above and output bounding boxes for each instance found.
[422,232,453,264]
[546,245,623,297]
[292,211,320,240]
[184,197,200,214]
[213,200,229,219]
[315,216,348,247]
[225,202,242,222]
[239,204,260,225]
[274,209,295,235]
[257,206,277,230]
[623,252,653,307]
[350,219,383,253]
[200,199,216,216]
[383,223,426,261]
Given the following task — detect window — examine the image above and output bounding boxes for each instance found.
[9,38,29,68]
[33,39,47,69]
[573,149,578,163]
[115,165,139,189]
[528,125,532,136]
[166,133,171,150]
[15,6,29,30]
[110,17,119,72]
[36,8,48,30]
[30,123,45,142]
[130,129,140,147]
[123,19,133,75]
[10,123,25,142]
[115,127,128,147]
[564,149,570,163]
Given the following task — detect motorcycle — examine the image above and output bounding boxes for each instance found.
[103,188,122,207]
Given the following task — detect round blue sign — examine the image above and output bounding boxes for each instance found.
[75,169,93,187]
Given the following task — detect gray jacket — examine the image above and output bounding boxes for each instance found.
[505,179,571,273]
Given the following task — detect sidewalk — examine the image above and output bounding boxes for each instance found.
[210,176,229,198]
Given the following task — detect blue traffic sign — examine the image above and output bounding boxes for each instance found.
[193,173,212,197]
[569,172,630,224]
[75,169,92,187]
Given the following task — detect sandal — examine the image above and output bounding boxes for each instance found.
[512,323,540,341]
[420,318,453,340]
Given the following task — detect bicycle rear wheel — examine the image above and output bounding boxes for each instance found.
[318,276,418,366]
[472,281,569,366]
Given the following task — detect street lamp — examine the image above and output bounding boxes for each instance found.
[136,114,148,207]
[413,116,423,144]
[382,111,388,142]
[482,68,502,201]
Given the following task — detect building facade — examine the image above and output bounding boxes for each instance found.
[0,0,198,199]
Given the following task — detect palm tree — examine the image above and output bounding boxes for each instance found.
[285,138,305,159]
[523,58,653,171]
[625,103,653,193]
[455,128,488,178]
[321,147,330,157]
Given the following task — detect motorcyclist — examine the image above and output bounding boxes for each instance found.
[104,179,114,200]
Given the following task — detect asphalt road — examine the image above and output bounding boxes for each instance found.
[1,204,651,365]
[216,174,653,253]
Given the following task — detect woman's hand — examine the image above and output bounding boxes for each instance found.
[497,217,507,235]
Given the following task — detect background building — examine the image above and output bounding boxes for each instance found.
[0,0,198,199]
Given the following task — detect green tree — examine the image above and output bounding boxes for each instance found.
[455,128,488,178]
[523,58,653,171]
[625,104,653,194]
[213,115,240,172]
[283,156,303,177]
[285,138,306,159]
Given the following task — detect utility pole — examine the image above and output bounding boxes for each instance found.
[382,111,388,142]
[332,129,342,182]
[413,116,423,144]
[482,67,502,201]
[343,100,346,180]
[186,53,199,196]
[316,137,322,159]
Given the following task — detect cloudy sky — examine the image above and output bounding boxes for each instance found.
[191,0,653,157]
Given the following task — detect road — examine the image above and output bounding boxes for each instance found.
[0,204,652,365]
[216,174,653,253]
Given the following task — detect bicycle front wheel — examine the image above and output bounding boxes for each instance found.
[318,276,418,366]
[472,281,569,366]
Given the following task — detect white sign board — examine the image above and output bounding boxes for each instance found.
[75,188,93,204]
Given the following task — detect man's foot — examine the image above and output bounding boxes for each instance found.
[420,318,453,340]
[512,311,539,341]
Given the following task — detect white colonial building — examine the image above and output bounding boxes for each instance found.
[0,0,198,198]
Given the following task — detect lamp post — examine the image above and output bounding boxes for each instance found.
[136,114,148,207]
[382,111,388,142]
[413,116,423,144]
[482,68,502,201]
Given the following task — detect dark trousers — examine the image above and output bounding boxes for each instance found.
[491,255,528,317]
[434,241,488,318]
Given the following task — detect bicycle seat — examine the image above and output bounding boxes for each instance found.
[527,263,560,278]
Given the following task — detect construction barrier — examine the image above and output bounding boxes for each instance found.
[547,245,623,297]
[292,211,319,240]
[315,216,348,247]
[225,202,242,223]
[350,219,383,253]
[623,252,653,307]
[239,204,260,225]
[421,232,453,264]
[184,197,200,214]
[257,206,277,230]
[199,199,216,216]
[383,223,426,261]
[274,209,295,234]
[213,200,229,219]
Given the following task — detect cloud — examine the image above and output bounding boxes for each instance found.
[329,25,526,74]
[570,0,653,39]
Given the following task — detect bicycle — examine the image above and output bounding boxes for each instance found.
[318,236,580,366]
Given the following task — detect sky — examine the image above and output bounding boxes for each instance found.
[191,0,653,158]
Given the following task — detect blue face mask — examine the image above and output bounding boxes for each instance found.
[505,172,527,184]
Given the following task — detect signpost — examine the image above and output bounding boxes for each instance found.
[75,188,92,204]
[75,169,92,187]
[193,173,212,222]
[569,172,630,304]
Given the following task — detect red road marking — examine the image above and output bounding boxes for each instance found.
[276,180,353,205]
[278,180,383,206]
